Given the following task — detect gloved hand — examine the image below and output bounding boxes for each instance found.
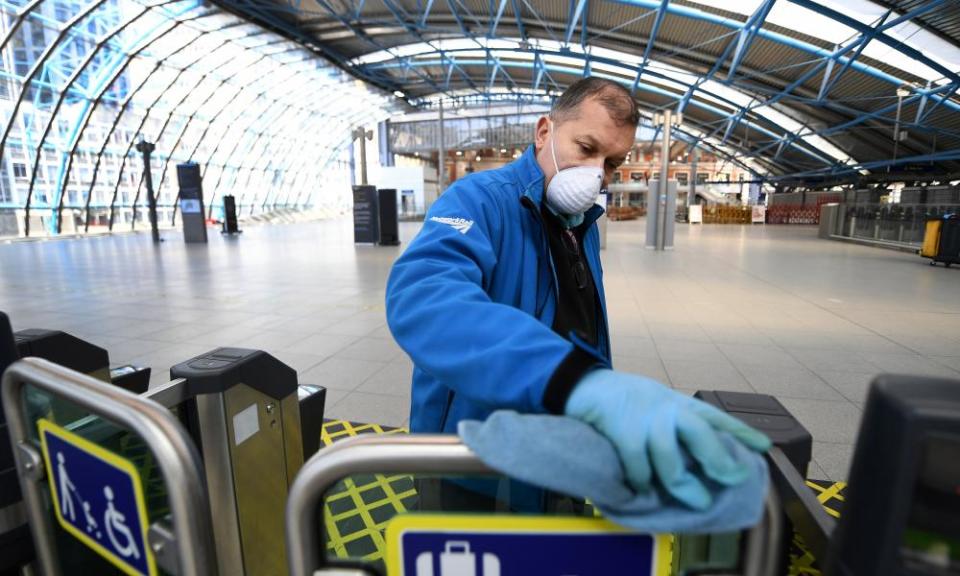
[564,368,771,510]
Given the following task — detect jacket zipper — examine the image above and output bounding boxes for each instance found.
[520,195,561,307]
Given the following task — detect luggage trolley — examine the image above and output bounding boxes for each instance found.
[285,434,784,576]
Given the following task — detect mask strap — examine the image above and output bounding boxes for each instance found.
[548,119,561,174]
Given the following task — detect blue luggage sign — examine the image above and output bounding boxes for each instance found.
[385,515,672,576]
[38,418,157,576]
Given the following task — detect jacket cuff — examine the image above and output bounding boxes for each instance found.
[542,345,603,414]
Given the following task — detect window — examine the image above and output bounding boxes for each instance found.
[676,172,689,186]
[13,163,27,178]
[697,172,709,184]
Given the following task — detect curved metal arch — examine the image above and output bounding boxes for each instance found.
[196,69,318,216]
[163,58,310,217]
[168,60,310,225]
[4,0,123,234]
[146,38,300,203]
[283,108,373,209]
[0,0,48,54]
[256,108,357,212]
[238,0,479,101]
[285,0,960,178]
[232,88,360,213]
[238,114,318,214]
[255,98,374,210]
[149,51,281,205]
[25,0,186,234]
[76,20,221,231]
[370,56,835,172]
[116,32,274,228]
[330,0,957,103]
[290,139,354,208]
[0,0,116,168]
[223,101,319,213]
[70,16,195,231]
[110,36,236,228]
[203,77,333,211]
[281,106,379,208]
[200,86,318,212]
[416,67,836,175]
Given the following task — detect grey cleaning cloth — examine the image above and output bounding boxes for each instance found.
[458,410,769,534]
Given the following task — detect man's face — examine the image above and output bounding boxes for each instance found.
[534,96,636,189]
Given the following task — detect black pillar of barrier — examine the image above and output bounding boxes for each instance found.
[0,313,33,572]
[176,162,207,244]
[353,185,379,244]
[135,139,160,243]
[377,188,400,246]
[222,195,241,234]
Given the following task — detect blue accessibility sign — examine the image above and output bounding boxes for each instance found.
[38,418,157,576]
[386,515,670,576]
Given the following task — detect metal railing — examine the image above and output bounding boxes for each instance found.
[1,357,218,576]
[839,203,960,246]
[285,434,783,576]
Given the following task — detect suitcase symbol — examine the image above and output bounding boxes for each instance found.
[415,540,501,576]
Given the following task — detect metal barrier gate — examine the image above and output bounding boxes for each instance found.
[286,434,783,576]
[2,357,217,576]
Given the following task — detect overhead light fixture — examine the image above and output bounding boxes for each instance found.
[456,151,463,156]
[394,90,406,98]
[475,155,481,161]
[500,148,507,154]
[896,85,911,98]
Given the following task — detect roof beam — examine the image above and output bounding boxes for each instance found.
[565,0,587,46]
[817,9,892,101]
[632,0,668,93]
[490,0,508,36]
[918,81,959,123]
[787,0,957,83]
[510,0,527,41]
[419,0,436,26]
[725,0,776,83]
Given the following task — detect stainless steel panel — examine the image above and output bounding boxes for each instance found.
[279,392,304,487]
[195,392,245,576]
[224,383,289,576]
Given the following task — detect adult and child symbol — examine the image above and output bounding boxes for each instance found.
[55,451,141,561]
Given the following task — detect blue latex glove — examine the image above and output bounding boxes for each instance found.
[564,369,772,510]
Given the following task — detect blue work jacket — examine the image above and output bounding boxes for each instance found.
[386,145,612,434]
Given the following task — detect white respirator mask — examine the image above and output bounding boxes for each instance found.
[544,120,604,216]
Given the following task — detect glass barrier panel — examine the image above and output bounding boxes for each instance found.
[319,472,743,576]
[20,382,175,576]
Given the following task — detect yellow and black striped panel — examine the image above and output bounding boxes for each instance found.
[320,419,413,563]
[788,480,847,576]
[318,419,849,574]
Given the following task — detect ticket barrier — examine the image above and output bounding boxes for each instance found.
[284,435,784,576]
[2,341,325,576]
[2,315,148,574]
[2,357,217,575]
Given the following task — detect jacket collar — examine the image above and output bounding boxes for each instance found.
[516,145,547,205]
[516,144,606,228]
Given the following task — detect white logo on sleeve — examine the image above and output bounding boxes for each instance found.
[430,216,474,234]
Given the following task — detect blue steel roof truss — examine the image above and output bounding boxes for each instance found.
[191,0,960,180]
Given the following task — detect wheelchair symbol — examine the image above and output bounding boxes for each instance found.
[103,486,140,560]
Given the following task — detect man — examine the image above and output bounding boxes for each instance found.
[386,78,769,510]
